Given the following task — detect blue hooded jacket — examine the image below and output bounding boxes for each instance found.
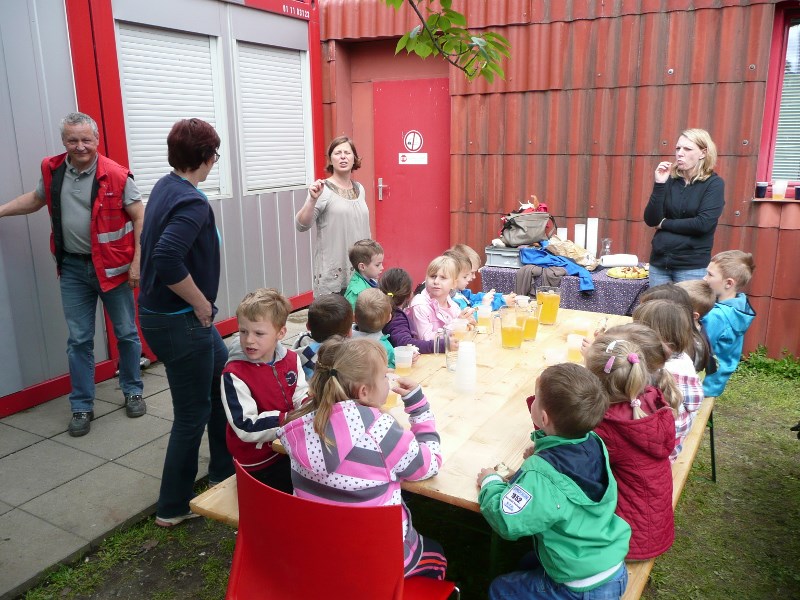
[700,293,755,396]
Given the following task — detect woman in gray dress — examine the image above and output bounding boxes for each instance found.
[295,136,371,296]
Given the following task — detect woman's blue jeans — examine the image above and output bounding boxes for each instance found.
[648,265,707,287]
[139,311,234,518]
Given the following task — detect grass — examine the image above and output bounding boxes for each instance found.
[21,350,800,599]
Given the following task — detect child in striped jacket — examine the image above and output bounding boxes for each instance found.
[277,336,448,580]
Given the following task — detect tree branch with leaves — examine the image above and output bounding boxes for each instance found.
[383,0,511,83]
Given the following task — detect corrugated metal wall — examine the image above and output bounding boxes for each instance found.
[320,0,800,357]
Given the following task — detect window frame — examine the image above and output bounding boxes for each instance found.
[758,2,800,194]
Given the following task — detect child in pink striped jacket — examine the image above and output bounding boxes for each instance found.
[277,336,448,580]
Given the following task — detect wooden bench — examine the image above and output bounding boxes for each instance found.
[191,398,717,598]
[621,396,716,599]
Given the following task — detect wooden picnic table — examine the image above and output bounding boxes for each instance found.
[191,306,717,598]
[191,308,629,523]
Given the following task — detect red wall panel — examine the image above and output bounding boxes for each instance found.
[320,0,797,357]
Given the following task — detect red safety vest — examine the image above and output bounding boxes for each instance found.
[41,153,135,291]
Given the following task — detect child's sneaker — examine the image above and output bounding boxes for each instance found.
[155,512,200,528]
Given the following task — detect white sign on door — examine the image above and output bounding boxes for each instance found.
[398,153,428,164]
[400,130,427,164]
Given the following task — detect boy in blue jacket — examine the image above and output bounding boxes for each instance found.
[701,250,756,397]
[477,363,631,599]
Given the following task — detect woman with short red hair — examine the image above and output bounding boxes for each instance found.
[139,118,234,527]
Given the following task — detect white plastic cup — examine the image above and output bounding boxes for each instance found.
[455,341,477,393]
[394,346,414,376]
[773,179,788,200]
[516,295,530,307]
[566,334,584,363]
[543,347,567,366]
[476,305,493,333]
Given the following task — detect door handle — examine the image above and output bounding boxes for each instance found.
[377,177,389,201]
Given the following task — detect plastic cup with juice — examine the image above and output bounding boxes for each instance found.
[566,334,584,363]
[394,346,414,377]
[476,305,493,333]
[523,305,540,341]
[499,307,524,349]
[385,373,400,409]
[537,286,561,325]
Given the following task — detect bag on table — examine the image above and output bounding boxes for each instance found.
[499,196,557,247]
[546,236,600,271]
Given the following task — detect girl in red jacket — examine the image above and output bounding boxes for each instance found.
[585,335,677,561]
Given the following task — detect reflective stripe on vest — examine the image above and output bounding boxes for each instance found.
[97,221,134,243]
[105,263,132,278]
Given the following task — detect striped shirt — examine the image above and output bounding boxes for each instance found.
[277,387,441,574]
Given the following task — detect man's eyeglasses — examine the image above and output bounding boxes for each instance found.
[214,151,221,163]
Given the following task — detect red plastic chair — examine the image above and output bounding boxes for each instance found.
[226,461,459,600]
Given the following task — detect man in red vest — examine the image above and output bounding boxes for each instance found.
[0,112,145,437]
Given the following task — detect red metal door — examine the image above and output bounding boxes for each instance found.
[373,78,450,284]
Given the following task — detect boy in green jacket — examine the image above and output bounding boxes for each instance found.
[344,238,384,310]
[477,363,631,599]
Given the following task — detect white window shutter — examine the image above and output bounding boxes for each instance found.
[236,42,307,192]
[773,21,800,180]
[116,23,225,199]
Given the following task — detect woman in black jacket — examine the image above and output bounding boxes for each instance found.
[644,128,725,286]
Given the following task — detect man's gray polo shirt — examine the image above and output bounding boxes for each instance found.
[35,156,141,254]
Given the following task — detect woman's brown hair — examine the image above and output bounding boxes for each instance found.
[325,136,362,173]
[167,118,220,172]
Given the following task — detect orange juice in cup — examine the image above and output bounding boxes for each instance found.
[476,305,493,333]
[499,307,524,349]
[538,286,561,325]
[566,334,584,363]
[394,346,414,377]
[523,305,540,341]
[385,373,400,409]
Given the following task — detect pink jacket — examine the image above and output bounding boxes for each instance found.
[406,288,461,341]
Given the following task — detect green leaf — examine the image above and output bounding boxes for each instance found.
[415,43,434,58]
[395,32,410,54]
[405,35,418,52]
[443,8,467,27]
[483,31,511,46]
[440,0,452,9]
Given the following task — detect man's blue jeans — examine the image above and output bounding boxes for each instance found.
[139,311,234,519]
[489,563,628,600]
[60,254,143,413]
[648,265,707,288]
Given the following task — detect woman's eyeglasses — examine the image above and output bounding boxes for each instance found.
[214,151,221,163]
